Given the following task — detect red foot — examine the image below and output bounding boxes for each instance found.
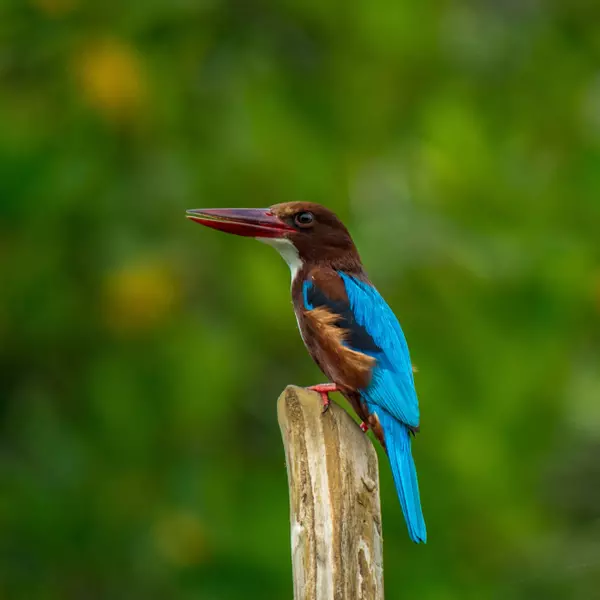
[307,383,338,414]
[360,421,369,433]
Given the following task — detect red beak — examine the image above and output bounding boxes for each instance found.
[186,208,294,238]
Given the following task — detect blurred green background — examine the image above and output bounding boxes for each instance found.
[2,1,600,598]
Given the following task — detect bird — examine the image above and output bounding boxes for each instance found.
[187,202,426,543]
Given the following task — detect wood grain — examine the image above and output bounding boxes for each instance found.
[277,385,384,600]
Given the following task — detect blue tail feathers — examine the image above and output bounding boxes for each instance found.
[377,408,427,543]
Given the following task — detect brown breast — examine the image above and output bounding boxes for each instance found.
[292,264,375,393]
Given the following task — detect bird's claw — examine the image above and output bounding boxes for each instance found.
[307,383,337,415]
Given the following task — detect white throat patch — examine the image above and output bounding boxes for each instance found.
[257,237,303,282]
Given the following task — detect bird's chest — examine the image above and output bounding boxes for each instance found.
[291,285,370,392]
[292,296,314,353]
[291,278,330,373]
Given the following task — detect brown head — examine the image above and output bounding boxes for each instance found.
[187,202,363,274]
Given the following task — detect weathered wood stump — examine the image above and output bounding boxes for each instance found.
[277,385,384,600]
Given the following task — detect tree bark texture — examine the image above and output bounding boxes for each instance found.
[277,385,384,600]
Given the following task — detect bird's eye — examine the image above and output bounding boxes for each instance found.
[294,211,314,228]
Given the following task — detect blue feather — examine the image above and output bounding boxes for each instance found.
[302,280,312,310]
[374,407,427,543]
[338,273,419,428]
[301,272,427,542]
[338,273,426,543]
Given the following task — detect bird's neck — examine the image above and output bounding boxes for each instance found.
[259,237,366,284]
[259,238,303,283]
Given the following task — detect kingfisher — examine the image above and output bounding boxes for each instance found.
[187,202,426,543]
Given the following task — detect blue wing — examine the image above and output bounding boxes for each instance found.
[303,271,426,542]
[303,272,420,428]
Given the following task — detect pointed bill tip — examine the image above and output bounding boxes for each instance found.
[186,207,294,238]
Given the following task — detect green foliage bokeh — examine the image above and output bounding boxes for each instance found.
[1,1,600,598]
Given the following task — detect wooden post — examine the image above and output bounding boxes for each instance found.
[277,385,384,600]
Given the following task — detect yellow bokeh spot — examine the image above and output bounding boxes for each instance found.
[153,511,209,568]
[74,39,146,122]
[32,0,77,16]
[103,262,179,335]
